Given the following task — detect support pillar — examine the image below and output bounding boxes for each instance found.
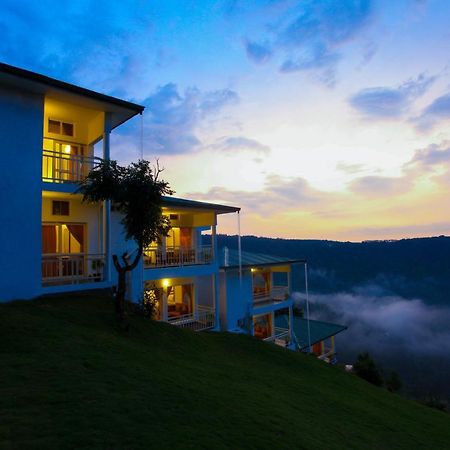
[162,289,168,322]
[211,223,217,264]
[103,112,112,282]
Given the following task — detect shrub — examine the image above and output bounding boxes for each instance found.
[353,352,383,387]
[385,371,402,393]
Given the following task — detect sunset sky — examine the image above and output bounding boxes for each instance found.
[2,0,450,240]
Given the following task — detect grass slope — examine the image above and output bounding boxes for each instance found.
[1,294,449,449]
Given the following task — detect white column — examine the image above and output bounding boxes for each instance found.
[162,289,168,322]
[103,113,112,282]
[211,223,217,264]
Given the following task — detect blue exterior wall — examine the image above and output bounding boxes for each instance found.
[220,268,253,331]
[0,87,44,302]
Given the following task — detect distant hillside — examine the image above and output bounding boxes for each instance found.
[213,235,450,305]
[1,294,450,449]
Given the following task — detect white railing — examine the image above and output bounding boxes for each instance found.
[42,253,105,286]
[263,327,291,346]
[42,149,101,183]
[253,286,289,304]
[144,246,213,269]
[167,305,215,331]
[318,348,336,363]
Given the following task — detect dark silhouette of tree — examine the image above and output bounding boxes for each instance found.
[385,371,402,393]
[78,159,173,323]
[353,352,383,387]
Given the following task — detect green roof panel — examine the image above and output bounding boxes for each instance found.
[275,316,347,350]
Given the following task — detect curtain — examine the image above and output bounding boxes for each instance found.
[67,224,84,252]
[180,228,192,248]
[42,225,57,253]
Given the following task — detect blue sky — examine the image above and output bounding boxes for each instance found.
[2,0,450,240]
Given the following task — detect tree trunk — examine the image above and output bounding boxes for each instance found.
[116,267,127,322]
[112,246,143,326]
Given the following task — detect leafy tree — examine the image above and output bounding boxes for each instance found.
[385,371,402,393]
[78,159,173,322]
[353,352,383,387]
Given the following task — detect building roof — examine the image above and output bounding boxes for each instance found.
[220,248,305,270]
[0,62,144,130]
[275,316,347,350]
[162,196,240,214]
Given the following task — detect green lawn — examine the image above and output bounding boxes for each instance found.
[1,293,449,449]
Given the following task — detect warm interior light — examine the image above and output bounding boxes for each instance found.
[162,279,170,287]
[251,268,256,272]
[64,145,71,154]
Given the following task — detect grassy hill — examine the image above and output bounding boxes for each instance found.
[1,294,449,449]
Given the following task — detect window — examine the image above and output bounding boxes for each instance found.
[42,223,85,254]
[48,119,60,134]
[61,122,74,136]
[48,118,75,137]
[52,200,70,216]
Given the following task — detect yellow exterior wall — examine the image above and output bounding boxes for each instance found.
[146,277,193,289]
[164,211,215,228]
[42,193,102,255]
[43,98,104,146]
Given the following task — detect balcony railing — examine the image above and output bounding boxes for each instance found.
[42,150,101,183]
[42,253,105,286]
[167,305,215,331]
[318,348,337,364]
[253,286,290,304]
[143,246,213,269]
[263,326,291,346]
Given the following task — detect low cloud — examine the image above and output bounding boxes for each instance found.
[348,140,450,198]
[130,83,239,156]
[349,74,435,118]
[187,174,323,214]
[405,141,450,168]
[307,289,450,357]
[336,162,368,174]
[211,136,271,156]
[348,175,412,197]
[415,93,450,130]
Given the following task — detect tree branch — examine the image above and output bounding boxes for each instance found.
[153,158,165,182]
[128,246,143,272]
[112,254,122,272]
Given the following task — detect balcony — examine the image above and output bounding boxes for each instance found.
[167,305,215,331]
[143,246,213,269]
[253,286,290,305]
[42,253,105,286]
[42,149,101,183]
[263,326,291,347]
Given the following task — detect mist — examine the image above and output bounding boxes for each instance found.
[294,286,450,400]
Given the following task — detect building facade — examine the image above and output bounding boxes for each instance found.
[0,62,346,355]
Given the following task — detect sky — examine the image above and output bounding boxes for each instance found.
[2,0,450,241]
